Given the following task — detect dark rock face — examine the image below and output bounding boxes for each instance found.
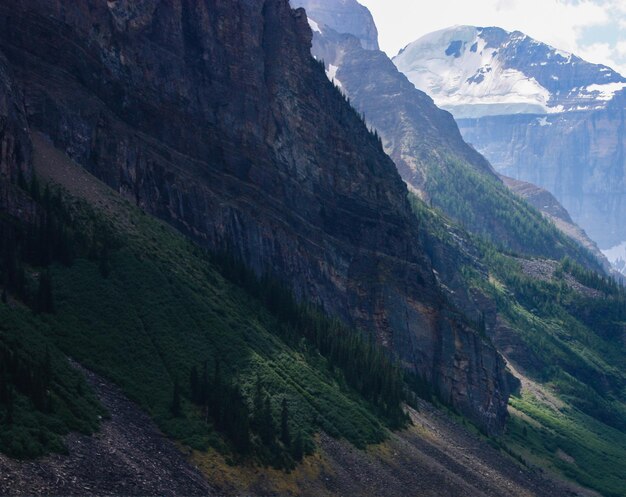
[0,51,34,220]
[0,0,511,432]
[293,0,379,50]
[458,103,626,250]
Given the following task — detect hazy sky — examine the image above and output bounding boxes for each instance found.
[359,0,626,74]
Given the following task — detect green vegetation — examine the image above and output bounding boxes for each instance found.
[507,392,626,497]
[0,305,102,458]
[409,191,626,496]
[2,139,624,493]
[424,155,600,269]
[0,171,408,468]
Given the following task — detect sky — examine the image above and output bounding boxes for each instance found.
[359,0,626,74]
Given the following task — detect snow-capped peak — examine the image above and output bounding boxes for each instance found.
[393,26,626,119]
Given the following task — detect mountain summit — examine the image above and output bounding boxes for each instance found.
[394,26,626,118]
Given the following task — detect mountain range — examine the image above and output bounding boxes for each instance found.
[394,25,626,274]
[0,1,625,496]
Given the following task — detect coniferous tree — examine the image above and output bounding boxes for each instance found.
[5,385,14,424]
[1,288,7,304]
[0,364,8,406]
[252,375,264,431]
[36,269,55,314]
[171,379,182,417]
[280,397,291,447]
[99,231,111,278]
[291,429,304,461]
[260,395,275,445]
[189,366,199,404]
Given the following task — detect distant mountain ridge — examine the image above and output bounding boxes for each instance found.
[293,1,605,272]
[394,26,626,119]
[393,24,626,274]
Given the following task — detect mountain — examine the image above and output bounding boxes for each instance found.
[395,25,626,273]
[1,1,626,496]
[500,175,612,272]
[0,0,514,438]
[292,3,626,495]
[3,128,607,497]
[394,26,626,119]
[458,98,626,260]
[293,1,601,268]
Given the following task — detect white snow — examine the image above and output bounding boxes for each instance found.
[308,18,322,34]
[583,82,626,101]
[603,241,626,275]
[393,25,626,119]
[394,26,551,118]
[326,64,343,89]
[536,117,551,126]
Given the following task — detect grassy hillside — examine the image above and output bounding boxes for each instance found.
[0,137,407,468]
[411,193,626,497]
[2,136,625,494]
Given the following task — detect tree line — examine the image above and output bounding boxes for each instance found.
[1,177,114,314]
[0,341,53,424]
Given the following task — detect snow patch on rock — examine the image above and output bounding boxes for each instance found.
[603,241,626,275]
[308,18,322,34]
[326,64,343,89]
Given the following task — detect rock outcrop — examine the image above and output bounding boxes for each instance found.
[0,0,511,433]
[0,51,35,221]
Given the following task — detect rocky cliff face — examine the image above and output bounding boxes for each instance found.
[0,51,35,221]
[394,25,626,266]
[0,0,511,432]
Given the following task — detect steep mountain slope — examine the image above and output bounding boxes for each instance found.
[394,25,626,270]
[394,26,626,118]
[0,0,512,433]
[0,52,33,220]
[291,3,626,494]
[0,135,602,497]
[292,2,601,268]
[458,101,626,255]
[501,175,611,271]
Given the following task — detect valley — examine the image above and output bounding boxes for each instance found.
[0,1,625,496]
